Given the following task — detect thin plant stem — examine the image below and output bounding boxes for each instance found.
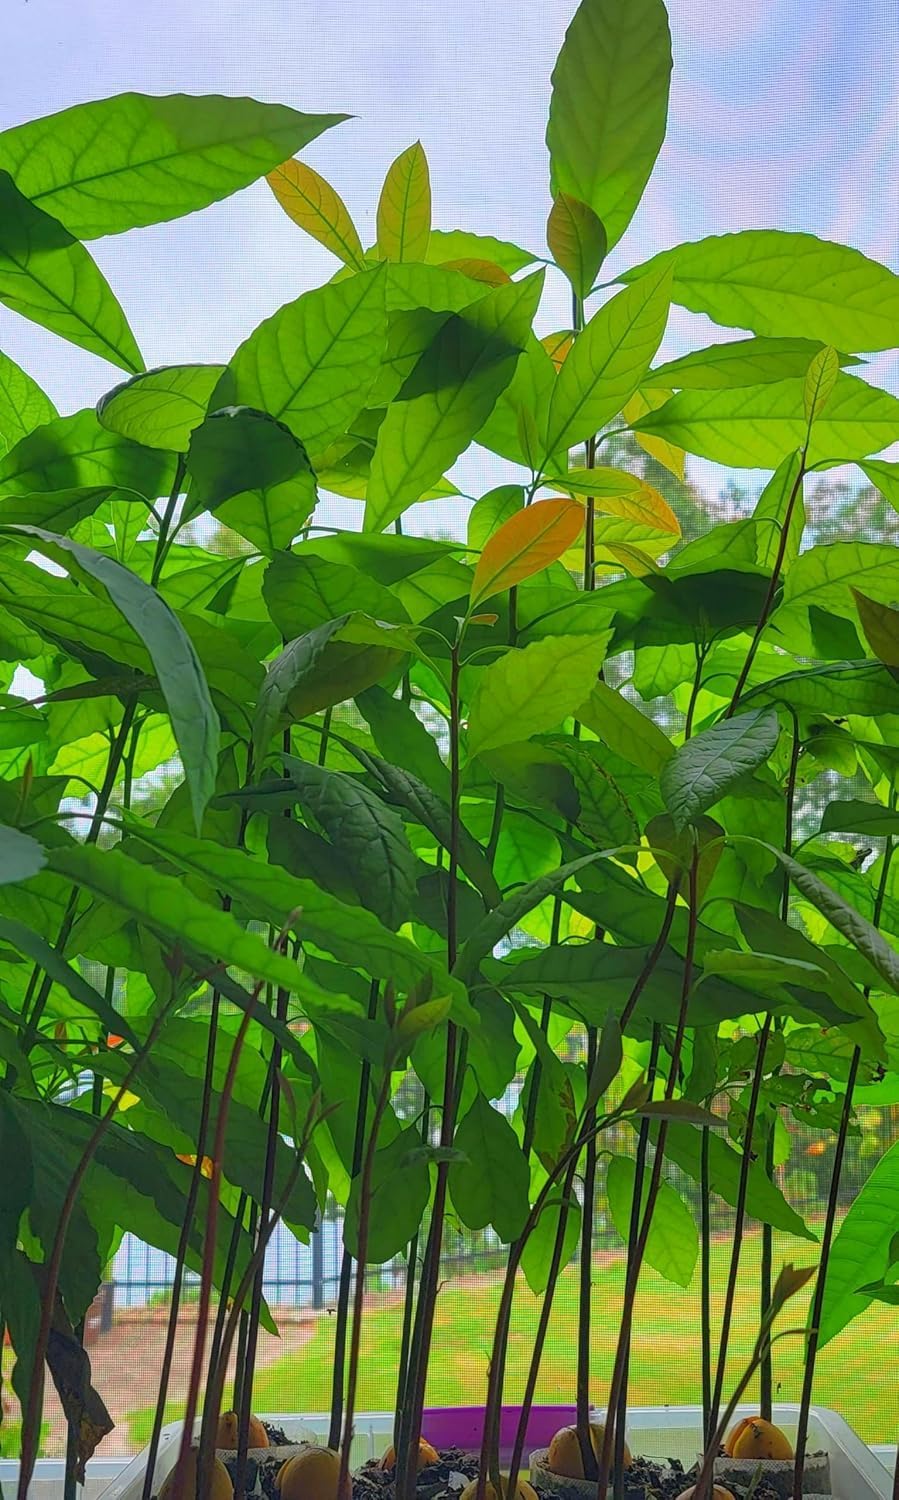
[792,821,894,1499]
[17,992,176,1500]
[576,1027,599,1480]
[506,1156,580,1496]
[759,1127,775,1421]
[169,983,263,1500]
[395,643,462,1500]
[329,979,381,1451]
[393,1090,431,1451]
[595,854,700,1499]
[700,1125,713,1444]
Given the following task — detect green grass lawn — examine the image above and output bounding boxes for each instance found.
[126,1227,898,1449]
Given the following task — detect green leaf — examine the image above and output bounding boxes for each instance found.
[10,527,219,830]
[660,708,779,831]
[861,459,899,514]
[453,853,604,984]
[634,372,899,469]
[663,1122,815,1240]
[0,409,174,498]
[0,351,57,454]
[804,345,839,423]
[122,824,471,1019]
[262,552,407,642]
[651,337,862,391]
[185,406,311,511]
[344,1126,430,1262]
[819,1140,899,1344]
[623,231,899,351]
[0,825,46,884]
[521,1190,581,1295]
[216,473,318,556]
[376,142,431,263]
[281,755,415,931]
[772,849,899,997]
[46,842,311,992]
[543,266,671,459]
[227,265,387,456]
[0,486,121,534]
[820,800,899,838]
[467,485,525,550]
[606,1155,697,1287]
[575,680,673,776]
[0,915,136,1044]
[427,229,537,277]
[751,451,805,570]
[354,687,447,796]
[547,0,671,251]
[0,93,345,238]
[0,171,142,373]
[267,159,366,270]
[97,364,224,451]
[449,1093,530,1242]
[253,614,407,755]
[853,589,899,669]
[546,194,606,302]
[771,542,899,654]
[467,634,607,758]
[364,272,543,532]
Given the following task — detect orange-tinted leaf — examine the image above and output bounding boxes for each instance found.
[267,159,365,270]
[602,541,664,577]
[377,141,431,262]
[541,330,574,370]
[623,386,686,481]
[439,258,511,286]
[471,497,584,606]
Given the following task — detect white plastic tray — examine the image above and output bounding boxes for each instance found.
[99,1404,891,1500]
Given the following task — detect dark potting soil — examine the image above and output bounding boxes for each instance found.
[357,1446,481,1500]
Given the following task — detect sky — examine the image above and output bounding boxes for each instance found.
[2,0,898,520]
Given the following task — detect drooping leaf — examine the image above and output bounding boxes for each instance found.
[521,1189,581,1295]
[0,171,142,372]
[7,527,219,830]
[449,1092,530,1242]
[471,497,584,606]
[97,364,225,451]
[0,915,137,1044]
[226,265,387,456]
[547,0,672,251]
[0,409,174,498]
[282,755,416,931]
[662,1122,815,1240]
[185,406,311,511]
[546,194,606,302]
[253,613,407,755]
[453,852,604,984]
[543,265,671,460]
[606,1154,697,1287]
[632,372,899,469]
[623,230,899,351]
[660,708,779,831]
[0,93,345,237]
[266,158,366,269]
[376,141,431,263]
[819,1140,899,1345]
[466,633,607,757]
[122,823,471,1018]
[364,272,543,531]
[772,850,899,997]
[0,351,57,454]
[0,825,46,884]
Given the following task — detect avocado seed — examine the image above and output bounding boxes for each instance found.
[459,1477,538,1500]
[546,1423,632,1478]
[215,1412,269,1450]
[158,1449,233,1500]
[726,1417,793,1461]
[379,1437,439,1472]
[674,1488,735,1500]
[276,1447,350,1500]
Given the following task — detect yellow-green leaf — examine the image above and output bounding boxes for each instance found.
[267,158,366,270]
[467,634,607,758]
[804,344,839,424]
[547,194,606,302]
[547,467,680,535]
[376,141,431,263]
[470,497,584,606]
[622,386,685,481]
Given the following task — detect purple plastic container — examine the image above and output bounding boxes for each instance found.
[421,1406,578,1461]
